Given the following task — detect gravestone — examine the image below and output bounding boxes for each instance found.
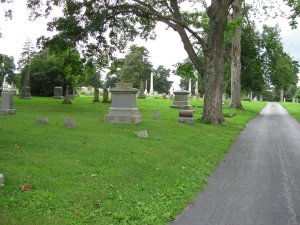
[169,94,174,100]
[195,93,200,100]
[0,91,16,115]
[53,86,63,99]
[170,90,191,109]
[152,108,161,120]
[20,86,32,99]
[102,88,110,103]
[162,93,167,99]
[63,86,72,104]
[138,80,146,99]
[37,118,49,125]
[64,118,76,129]
[179,110,195,124]
[104,83,142,124]
[0,173,3,186]
[93,88,100,102]
[135,130,148,139]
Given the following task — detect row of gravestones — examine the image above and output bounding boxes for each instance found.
[53,86,110,103]
[1,84,196,124]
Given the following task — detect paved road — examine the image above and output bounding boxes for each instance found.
[171,102,300,225]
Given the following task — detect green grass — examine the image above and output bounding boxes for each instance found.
[281,102,300,122]
[0,96,266,225]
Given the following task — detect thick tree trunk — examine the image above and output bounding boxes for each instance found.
[280,89,284,102]
[230,0,244,110]
[201,1,233,125]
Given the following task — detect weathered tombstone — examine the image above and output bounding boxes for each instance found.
[63,86,72,104]
[162,93,167,99]
[195,93,200,100]
[64,118,76,129]
[169,94,174,100]
[37,118,49,125]
[93,88,100,102]
[0,91,16,115]
[138,80,146,99]
[135,130,148,139]
[0,173,3,186]
[20,86,32,99]
[104,83,142,124]
[152,108,161,120]
[179,110,195,124]
[53,86,63,99]
[102,88,110,103]
[170,90,192,109]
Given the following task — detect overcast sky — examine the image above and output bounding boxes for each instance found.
[0,1,299,87]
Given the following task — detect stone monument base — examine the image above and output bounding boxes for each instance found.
[104,108,142,124]
[0,109,16,115]
[20,86,32,99]
[53,96,64,99]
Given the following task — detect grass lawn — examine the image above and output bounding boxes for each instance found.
[0,96,266,225]
[281,102,300,122]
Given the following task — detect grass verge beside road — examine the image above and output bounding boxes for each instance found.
[281,102,300,122]
[0,97,266,225]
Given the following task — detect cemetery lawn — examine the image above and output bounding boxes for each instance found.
[0,97,266,225]
[281,102,300,122]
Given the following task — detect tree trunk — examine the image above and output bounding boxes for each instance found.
[230,0,244,110]
[202,1,232,125]
[280,89,284,102]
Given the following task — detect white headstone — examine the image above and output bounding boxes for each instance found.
[150,73,154,95]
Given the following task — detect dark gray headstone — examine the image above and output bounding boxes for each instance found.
[93,88,100,102]
[64,118,76,129]
[53,86,63,99]
[20,86,32,99]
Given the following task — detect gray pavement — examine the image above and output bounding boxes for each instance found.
[170,102,300,225]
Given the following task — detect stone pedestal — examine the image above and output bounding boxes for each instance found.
[170,90,191,109]
[0,91,16,115]
[179,110,195,124]
[104,83,142,124]
[53,86,63,99]
[20,86,32,99]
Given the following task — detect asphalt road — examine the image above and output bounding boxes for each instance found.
[170,102,300,225]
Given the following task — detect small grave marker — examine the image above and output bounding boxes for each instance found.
[64,118,76,129]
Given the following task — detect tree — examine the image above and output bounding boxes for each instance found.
[174,59,201,94]
[261,25,299,101]
[230,0,244,109]
[240,22,265,96]
[0,54,16,88]
[285,0,300,28]
[26,0,236,124]
[22,46,85,96]
[18,39,36,87]
[83,59,102,89]
[152,65,173,94]
[119,45,152,88]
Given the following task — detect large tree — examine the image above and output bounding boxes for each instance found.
[261,25,299,101]
[240,20,265,96]
[119,45,152,88]
[230,0,243,109]
[153,65,173,94]
[25,0,235,124]
[0,54,16,88]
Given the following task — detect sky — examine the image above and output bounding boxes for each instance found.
[0,1,300,88]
